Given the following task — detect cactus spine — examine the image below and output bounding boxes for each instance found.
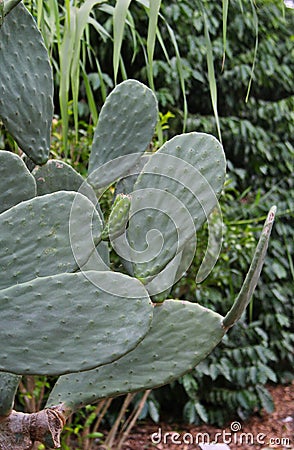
[0,2,276,449]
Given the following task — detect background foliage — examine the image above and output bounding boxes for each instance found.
[1,0,293,441]
[148,0,294,426]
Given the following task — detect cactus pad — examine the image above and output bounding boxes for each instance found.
[0,191,103,290]
[46,299,225,410]
[119,132,225,282]
[223,206,277,328]
[0,3,53,164]
[0,151,36,214]
[88,80,158,189]
[0,271,153,375]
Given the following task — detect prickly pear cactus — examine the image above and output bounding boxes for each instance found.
[0,2,276,449]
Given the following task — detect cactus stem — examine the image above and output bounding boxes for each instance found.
[0,405,68,449]
[223,206,276,330]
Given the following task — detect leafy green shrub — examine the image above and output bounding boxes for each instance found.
[145,0,294,426]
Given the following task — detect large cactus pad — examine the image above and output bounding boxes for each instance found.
[46,299,225,411]
[0,271,153,375]
[0,3,53,164]
[116,132,226,284]
[88,80,158,189]
[0,191,103,290]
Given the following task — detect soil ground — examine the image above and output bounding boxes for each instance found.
[117,382,293,450]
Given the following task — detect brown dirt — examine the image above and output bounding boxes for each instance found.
[118,382,294,450]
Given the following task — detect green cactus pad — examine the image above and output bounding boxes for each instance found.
[46,299,225,410]
[0,3,53,164]
[0,372,21,416]
[223,206,277,329]
[88,80,158,189]
[33,159,103,220]
[119,132,225,282]
[0,271,153,375]
[0,191,103,290]
[0,151,36,214]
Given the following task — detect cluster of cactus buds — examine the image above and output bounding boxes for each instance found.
[0,2,276,449]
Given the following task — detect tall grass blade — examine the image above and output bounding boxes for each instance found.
[99,3,115,15]
[135,0,169,62]
[81,63,98,125]
[165,20,187,132]
[59,0,104,152]
[59,5,76,155]
[126,10,138,64]
[36,0,43,28]
[119,54,128,80]
[88,15,112,41]
[135,0,187,130]
[222,0,229,71]
[113,0,132,84]
[65,0,70,27]
[203,14,222,142]
[95,56,108,103]
[44,0,61,54]
[156,27,170,63]
[146,0,161,90]
[245,0,258,103]
[76,0,105,43]
[72,0,105,138]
